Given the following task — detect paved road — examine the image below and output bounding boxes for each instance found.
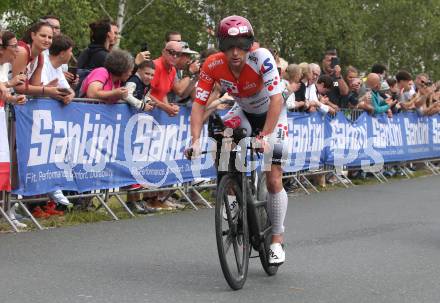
[1,176,440,303]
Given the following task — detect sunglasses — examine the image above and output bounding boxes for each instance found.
[219,37,253,52]
[165,49,182,57]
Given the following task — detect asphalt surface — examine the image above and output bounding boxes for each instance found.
[1,175,440,303]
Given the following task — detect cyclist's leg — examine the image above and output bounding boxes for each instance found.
[264,106,288,264]
[223,103,252,135]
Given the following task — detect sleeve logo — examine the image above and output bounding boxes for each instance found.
[260,58,274,74]
[199,71,213,84]
[195,87,210,102]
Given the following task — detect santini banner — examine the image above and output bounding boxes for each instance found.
[12,99,440,195]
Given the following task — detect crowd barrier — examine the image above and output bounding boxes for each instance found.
[1,97,440,232]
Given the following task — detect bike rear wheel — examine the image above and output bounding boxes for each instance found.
[215,174,249,290]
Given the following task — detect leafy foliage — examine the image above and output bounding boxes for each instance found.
[0,0,438,78]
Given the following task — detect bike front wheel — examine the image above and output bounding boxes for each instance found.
[215,174,249,290]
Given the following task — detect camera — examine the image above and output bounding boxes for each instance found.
[140,43,149,52]
[330,57,340,68]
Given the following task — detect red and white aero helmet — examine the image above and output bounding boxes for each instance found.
[217,15,254,52]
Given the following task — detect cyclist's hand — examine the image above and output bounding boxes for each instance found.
[184,144,201,160]
[254,134,271,154]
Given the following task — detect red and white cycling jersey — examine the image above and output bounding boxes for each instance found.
[194,48,283,114]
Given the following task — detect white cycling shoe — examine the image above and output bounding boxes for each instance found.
[268,243,285,265]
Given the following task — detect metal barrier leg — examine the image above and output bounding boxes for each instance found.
[398,166,411,179]
[299,175,320,193]
[17,201,44,230]
[425,161,439,175]
[378,171,389,182]
[190,187,212,208]
[332,172,350,188]
[178,187,198,210]
[292,174,310,195]
[114,193,135,217]
[95,195,119,220]
[372,172,385,183]
[0,200,19,232]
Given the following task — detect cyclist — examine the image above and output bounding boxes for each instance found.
[189,15,288,265]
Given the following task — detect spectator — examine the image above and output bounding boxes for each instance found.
[0,30,27,104]
[395,70,416,102]
[165,31,182,42]
[40,15,78,88]
[108,21,119,51]
[40,15,61,36]
[365,73,395,117]
[12,21,66,100]
[343,77,362,108]
[320,49,349,107]
[414,73,430,92]
[312,74,337,114]
[149,41,182,117]
[168,41,200,104]
[124,60,155,111]
[344,65,359,85]
[77,20,112,71]
[41,34,75,105]
[305,63,321,103]
[284,64,305,111]
[121,60,158,214]
[371,63,389,92]
[144,40,183,210]
[81,49,133,102]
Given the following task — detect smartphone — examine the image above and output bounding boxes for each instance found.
[140,43,149,52]
[68,66,77,74]
[67,66,78,80]
[330,57,340,68]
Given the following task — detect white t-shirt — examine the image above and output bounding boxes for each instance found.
[305,83,318,101]
[43,50,68,72]
[0,63,11,83]
[41,57,70,89]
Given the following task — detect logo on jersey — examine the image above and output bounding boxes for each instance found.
[264,75,280,92]
[208,59,224,70]
[195,87,210,102]
[220,79,238,94]
[248,54,258,65]
[199,71,213,84]
[227,27,240,36]
[260,58,274,74]
[243,82,256,91]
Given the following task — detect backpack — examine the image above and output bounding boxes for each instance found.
[75,47,107,97]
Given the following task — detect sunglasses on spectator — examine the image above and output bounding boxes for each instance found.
[165,49,182,57]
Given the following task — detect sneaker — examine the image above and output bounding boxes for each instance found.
[123,184,142,191]
[160,200,176,210]
[146,199,165,211]
[127,201,157,214]
[222,195,239,220]
[48,190,72,206]
[268,243,285,265]
[11,218,27,228]
[43,201,64,216]
[32,206,50,219]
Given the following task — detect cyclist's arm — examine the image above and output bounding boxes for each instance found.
[261,93,283,136]
[191,62,216,144]
[190,102,206,143]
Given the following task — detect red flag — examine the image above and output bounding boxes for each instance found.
[0,102,11,191]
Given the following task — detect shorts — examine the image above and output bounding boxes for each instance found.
[223,103,288,165]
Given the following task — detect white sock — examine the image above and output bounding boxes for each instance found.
[267,189,288,235]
